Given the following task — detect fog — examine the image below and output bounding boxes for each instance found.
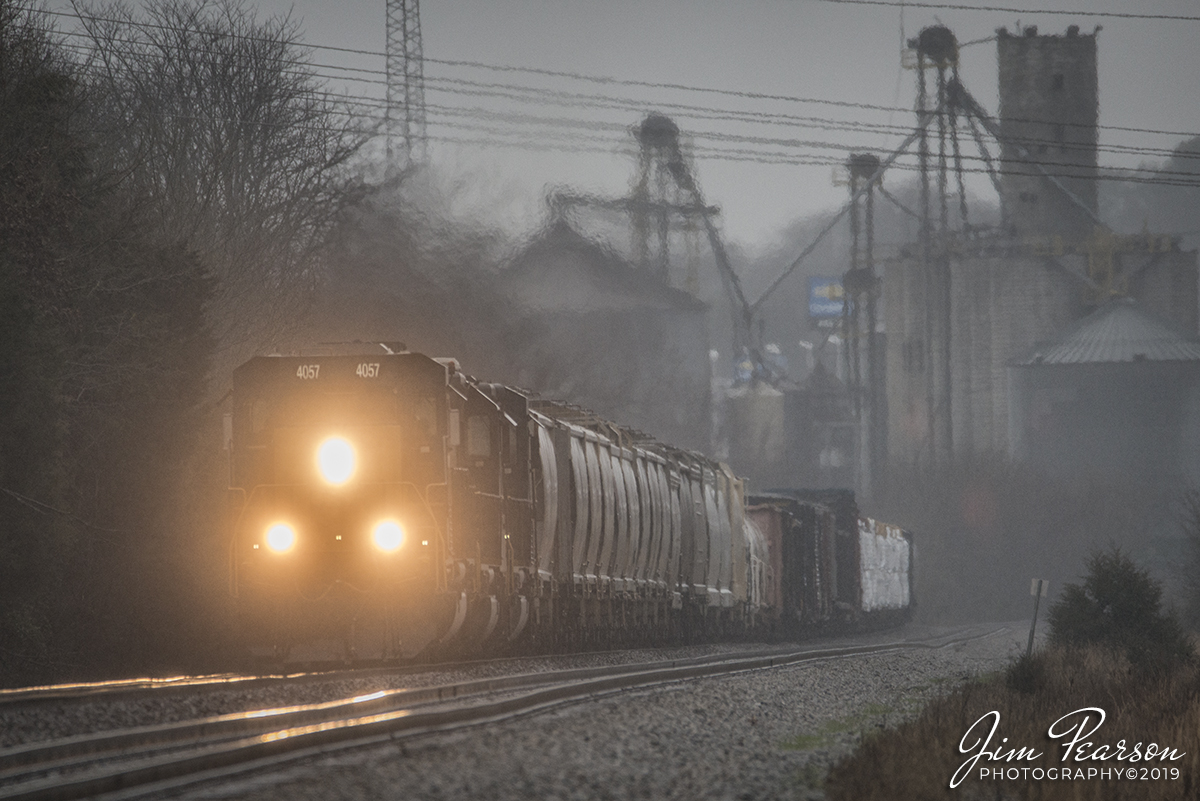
[4,0,1200,687]
[292,124,1200,630]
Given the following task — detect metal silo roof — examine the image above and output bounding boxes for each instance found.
[1015,298,1200,365]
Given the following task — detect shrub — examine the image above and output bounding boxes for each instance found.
[1048,546,1193,665]
[1004,652,1044,694]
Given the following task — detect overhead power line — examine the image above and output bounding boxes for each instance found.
[37,9,1200,143]
[44,8,915,117]
[56,38,1199,168]
[39,12,1200,146]
[61,45,1200,173]
[32,5,1200,191]
[54,55,1200,184]
[812,0,1200,23]
[50,28,1200,155]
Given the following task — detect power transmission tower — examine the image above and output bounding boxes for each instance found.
[385,0,427,167]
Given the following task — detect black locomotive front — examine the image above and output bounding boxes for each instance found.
[228,353,452,659]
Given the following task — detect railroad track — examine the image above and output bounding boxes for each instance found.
[0,645,809,709]
[0,625,1008,801]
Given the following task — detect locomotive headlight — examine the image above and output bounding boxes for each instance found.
[316,436,356,485]
[265,522,296,553]
[372,520,405,552]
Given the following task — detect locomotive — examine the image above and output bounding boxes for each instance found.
[226,346,912,661]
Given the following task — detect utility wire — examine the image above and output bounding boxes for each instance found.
[57,68,1200,184]
[39,7,1200,140]
[54,36,1200,166]
[39,13,1200,143]
[812,0,1200,23]
[34,12,1200,189]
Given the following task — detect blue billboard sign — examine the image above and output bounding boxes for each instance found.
[808,276,846,319]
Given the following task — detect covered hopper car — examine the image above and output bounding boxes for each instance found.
[226,348,912,660]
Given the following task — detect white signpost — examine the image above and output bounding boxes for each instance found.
[1026,578,1049,658]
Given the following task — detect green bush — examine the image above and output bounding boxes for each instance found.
[1048,546,1193,665]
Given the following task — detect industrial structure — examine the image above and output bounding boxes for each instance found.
[498,219,712,453]
[714,22,1199,493]
[881,24,1198,479]
[841,152,886,497]
[1010,298,1200,484]
[497,112,780,457]
[440,21,1200,496]
[549,114,757,362]
[997,26,1099,241]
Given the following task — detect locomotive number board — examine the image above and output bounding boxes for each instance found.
[292,361,381,380]
[236,353,449,394]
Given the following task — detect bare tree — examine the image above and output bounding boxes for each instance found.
[73,0,368,377]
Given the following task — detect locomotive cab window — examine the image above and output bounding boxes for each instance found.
[251,399,271,435]
[467,416,491,458]
[412,397,439,441]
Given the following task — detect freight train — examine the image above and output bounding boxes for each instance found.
[226,347,912,660]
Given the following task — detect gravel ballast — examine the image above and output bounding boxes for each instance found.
[173,623,1026,801]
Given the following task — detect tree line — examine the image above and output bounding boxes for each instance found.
[0,0,396,685]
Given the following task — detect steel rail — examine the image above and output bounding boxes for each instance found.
[0,675,305,708]
[0,625,1008,801]
[0,644,767,709]
[0,625,973,708]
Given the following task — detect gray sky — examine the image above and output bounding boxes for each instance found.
[51,0,1200,251]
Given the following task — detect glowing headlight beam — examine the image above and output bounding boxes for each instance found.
[372,520,404,552]
[265,523,296,553]
[317,436,356,485]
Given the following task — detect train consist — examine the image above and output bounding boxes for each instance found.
[227,348,912,660]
